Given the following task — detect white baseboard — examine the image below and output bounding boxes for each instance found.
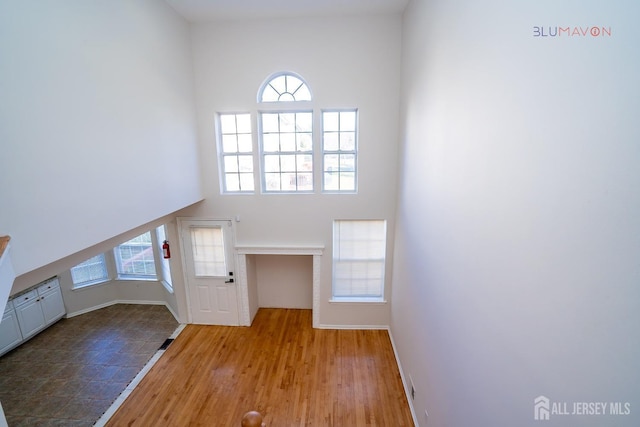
[316,323,389,330]
[387,327,419,427]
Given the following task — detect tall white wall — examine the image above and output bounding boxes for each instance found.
[184,14,402,327]
[0,0,202,282]
[392,1,640,426]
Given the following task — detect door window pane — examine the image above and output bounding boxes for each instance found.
[190,227,226,277]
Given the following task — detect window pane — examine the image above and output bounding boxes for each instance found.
[297,154,313,171]
[324,133,339,151]
[222,135,238,153]
[340,172,356,191]
[239,173,254,191]
[264,155,281,172]
[297,173,313,191]
[340,132,356,151]
[322,109,357,192]
[262,113,279,133]
[296,112,313,132]
[280,133,296,151]
[115,232,156,278]
[324,112,339,131]
[297,133,312,151]
[220,114,237,133]
[279,113,295,132]
[324,172,339,191]
[237,134,253,152]
[340,154,356,171]
[236,114,252,133]
[226,174,240,192]
[218,113,255,193]
[260,111,313,192]
[340,111,356,131]
[71,254,108,286]
[265,173,281,190]
[224,156,238,172]
[280,155,296,172]
[238,155,253,172]
[332,220,386,299]
[190,227,226,277]
[263,133,280,152]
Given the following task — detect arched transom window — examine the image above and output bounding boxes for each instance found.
[259,72,312,102]
[216,71,357,194]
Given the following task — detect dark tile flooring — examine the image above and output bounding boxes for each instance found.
[0,304,178,426]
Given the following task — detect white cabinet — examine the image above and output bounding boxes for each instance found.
[0,277,66,356]
[38,279,66,325]
[14,289,46,340]
[0,300,22,355]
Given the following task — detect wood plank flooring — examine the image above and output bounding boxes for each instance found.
[106,308,413,426]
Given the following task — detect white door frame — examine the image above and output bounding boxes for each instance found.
[177,217,239,325]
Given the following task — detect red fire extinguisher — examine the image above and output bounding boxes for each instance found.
[162,240,171,259]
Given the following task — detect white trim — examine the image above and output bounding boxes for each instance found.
[387,327,420,427]
[328,298,387,304]
[236,245,323,255]
[235,245,324,328]
[316,323,389,330]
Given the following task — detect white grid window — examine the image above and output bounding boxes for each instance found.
[219,113,255,193]
[71,254,108,288]
[322,110,357,192]
[260,111,313,192]
[333,220,386,301]
[114,232,157,279]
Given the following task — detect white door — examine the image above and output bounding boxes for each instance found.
[179,219,238,325]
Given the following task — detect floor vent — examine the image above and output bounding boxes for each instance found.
[159,338,174,350]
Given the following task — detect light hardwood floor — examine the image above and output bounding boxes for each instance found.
[106,308,414,426]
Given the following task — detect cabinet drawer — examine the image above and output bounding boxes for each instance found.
[13,290,38,308]
[37,278,60,296]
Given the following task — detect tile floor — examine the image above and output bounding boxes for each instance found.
[0,304,178,426]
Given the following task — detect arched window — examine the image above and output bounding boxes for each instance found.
[258,72,312,102]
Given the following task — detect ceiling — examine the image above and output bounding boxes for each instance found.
[165,0,409,23]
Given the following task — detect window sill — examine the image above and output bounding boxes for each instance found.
[115,276,158,282]
[329,298,387,305]
[72,279,110,291]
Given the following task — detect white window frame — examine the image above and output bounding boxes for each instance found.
[322,109,358,193]
[258,110,314,193]
[217,112,256,194]
[331,219,387,303]
[114,231,158,280]
[70,254,110,289]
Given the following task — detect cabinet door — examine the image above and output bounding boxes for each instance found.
[40,287,66,325]
[0,309,23,356]
[15,299,46,340]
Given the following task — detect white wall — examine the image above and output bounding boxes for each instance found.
[0,0,202,283]
[392,1,640,426]
[256,255,312,309]
[183,14,402,327]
